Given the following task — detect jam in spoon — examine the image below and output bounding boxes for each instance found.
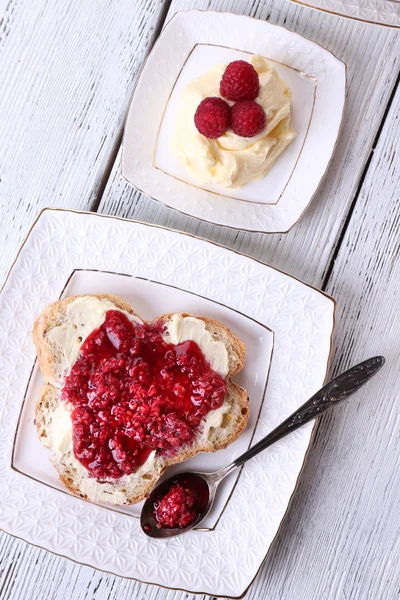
[141,356,384,539]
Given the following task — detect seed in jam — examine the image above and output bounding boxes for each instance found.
[61,311,227,481]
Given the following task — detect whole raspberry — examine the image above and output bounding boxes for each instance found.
[231,101,267,138]
[220,60,260,101]
[194,97,230,139]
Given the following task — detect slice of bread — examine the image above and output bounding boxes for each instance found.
[33,294,248,505]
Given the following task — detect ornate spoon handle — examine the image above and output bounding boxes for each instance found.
[229,356,384,471]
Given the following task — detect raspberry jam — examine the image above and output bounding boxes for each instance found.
[152,475,209,530]
[154,482,197,528]
[61,311,227,481]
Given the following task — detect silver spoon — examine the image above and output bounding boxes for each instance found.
[141,356,384,539]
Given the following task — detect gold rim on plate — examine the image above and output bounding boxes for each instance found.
[289,0,400,29]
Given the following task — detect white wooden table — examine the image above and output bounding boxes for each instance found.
[0,1,399,598]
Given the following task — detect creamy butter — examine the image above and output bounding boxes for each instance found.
[171,55,296,188]
[49,402,73,455]
[46,296,142,380]
[78,476,127,505]
[162,313,229,376]
[201,402,231,439]
[72,448,157,505]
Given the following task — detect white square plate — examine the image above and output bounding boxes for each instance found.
[287,0,400,28]
[122,10,346,233]
[155,44,315,206]
[0,209,335,597]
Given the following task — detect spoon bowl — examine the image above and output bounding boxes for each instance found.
[140,471,215,538]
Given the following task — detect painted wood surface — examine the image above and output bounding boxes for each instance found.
[0,0,399,598]
[0,0,167,285]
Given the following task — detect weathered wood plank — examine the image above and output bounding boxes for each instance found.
[0,0,167,286]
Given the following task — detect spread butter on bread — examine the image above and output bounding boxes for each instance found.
[33,294,248,505]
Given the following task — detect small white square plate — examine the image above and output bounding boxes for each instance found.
[122,10,346,233]
[0,209,335,597]
[287,0,400,28]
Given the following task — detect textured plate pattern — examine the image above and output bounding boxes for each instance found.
[122,10,346,233]
[289,0,400,27]
[0,209,335,597]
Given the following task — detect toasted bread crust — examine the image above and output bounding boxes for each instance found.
[33,294,248,505]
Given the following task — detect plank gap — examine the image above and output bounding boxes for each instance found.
[90,0,173,215]
[321,70,400,291]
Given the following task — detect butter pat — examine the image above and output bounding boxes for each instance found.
[48,402,73,455]
[201,403,231,438]
[171,55,296,189]
[46,296,142,380]
[162,313,229,376]
[77,447,156,504]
